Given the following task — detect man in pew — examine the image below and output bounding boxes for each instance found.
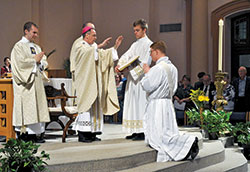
[70,25,123,142]
[232,66,250,112]
[11,21,50,143]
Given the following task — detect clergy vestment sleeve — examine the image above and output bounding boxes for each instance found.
[11,42,37,85]
[117,43,135,66]
[111,48,119,61]
[141,67,165,93]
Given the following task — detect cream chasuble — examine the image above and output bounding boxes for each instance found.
[72,40,119,132]
[118,36,152,133]
[141,57,195,162]
[11,36,50,134]
[70,36,98,99]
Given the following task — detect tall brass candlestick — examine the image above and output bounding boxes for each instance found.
[212,72,228,111]
[212,19,227,111]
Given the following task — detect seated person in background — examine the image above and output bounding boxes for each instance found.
[1,57,11,75]
[197,74,216,109]
[141,41,198,162]
[173,75,195,110]
[115,73,126,123]
[231,66,250,112]
[214,73,235,111]
[194,72,205,90]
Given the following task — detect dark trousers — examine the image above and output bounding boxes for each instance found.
[234,97,247,112]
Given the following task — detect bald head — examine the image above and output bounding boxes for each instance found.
[238,66,247,80]
[82,22,95,29]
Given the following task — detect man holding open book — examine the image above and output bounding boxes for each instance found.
[115,19,152,140]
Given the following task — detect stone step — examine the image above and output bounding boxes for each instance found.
[119,141,225,172]
[44,132,202,172]
[46,139,157,172]
[195,147,248,172]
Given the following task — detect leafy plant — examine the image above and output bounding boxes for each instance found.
[186,109,232,137]
[202,110,232,136]
[232,122,250,145]
[0,138,50,172]
[185,108,200,125]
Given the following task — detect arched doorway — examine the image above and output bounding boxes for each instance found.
[231,12,250,79]
[211,0,250,79]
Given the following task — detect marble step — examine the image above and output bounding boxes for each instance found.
[46,139,157,172]
[44,132,202,172]
[195,147,248,172]
[119,141,225,172]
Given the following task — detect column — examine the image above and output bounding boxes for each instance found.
[191,0,208,83]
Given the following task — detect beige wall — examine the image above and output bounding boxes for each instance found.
[0,0,241,82]
[91,0,150,56]
[39,0,83,69]
[149,0,187,80]
[0,0,33,64]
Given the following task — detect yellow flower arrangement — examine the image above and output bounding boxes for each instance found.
[190,89,209,109]
[198,95,209,102]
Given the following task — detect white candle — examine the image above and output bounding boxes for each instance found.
[218,19,224,71]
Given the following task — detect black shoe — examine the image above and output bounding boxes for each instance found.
[35,133,46,143]
[132,133,145,141]
[92,137,101,141]
[17,132,29,142]
[183,137,199,160]
[182,150,191,161]
[191,137,199,159]
[79,137,92,143]
[78,131,92,143]
[125,133,137,139]
[35,137,46,143]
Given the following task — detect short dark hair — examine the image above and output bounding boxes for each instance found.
[3,57,9,63]
[150,41,167,55]
[182,75,191,82]
[133,19,148,30]
[197,72,205,79]
[23,21,38,35]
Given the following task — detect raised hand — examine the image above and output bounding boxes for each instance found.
[98,37,112,48]
[114,35,123,50]
[143,63,150,74]
[115,65,120,73]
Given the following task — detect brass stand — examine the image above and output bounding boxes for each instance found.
[212,71,228,111]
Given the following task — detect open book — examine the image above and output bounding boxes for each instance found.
[118,56,144,81]
[118,56,140,71]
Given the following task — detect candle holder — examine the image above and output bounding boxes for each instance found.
[212,71,228,111]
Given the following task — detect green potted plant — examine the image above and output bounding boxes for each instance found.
[202,110,232,140]
[186,109,232,140]
[232,122,246,145]
[232,122,250,160]
[0,138,50,172]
